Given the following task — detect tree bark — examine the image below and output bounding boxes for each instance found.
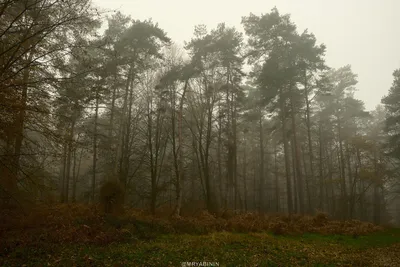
[232,91,238,211]
[92,87,99,203]
[60,139,67,203]
[289,87,304,214]
[337,116,348,220]
[12,52,33,199]
[274,142,280,212]
[115,65,133,179]
[304,74,315,213]
[258,109,265,213]
[64,120,75,203]
[217,103,224,209]
[279,88,293,214]
[243,133,248,212]
[318,122,324,211]
[172,80,188,216]
[373,144,381,224]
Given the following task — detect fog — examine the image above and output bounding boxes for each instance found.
[94,0,400,110]
[1,0,400,265]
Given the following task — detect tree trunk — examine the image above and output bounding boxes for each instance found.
[253,160,257,210]
[337,117,348,220]
[279,88,293,214]
[217,103,224,209]
[356,146,365,221]
[304,73,315,213]
[12,52,33,199]
[148,100,156,215]
[318,122,324,211]
[204,99,215,213]
[346,141,356,219]
[65,120,75,203]
[71,143,77,203]
[291,138,298,213]
[72,136,82,203]
[373,145,381,224]
[115,66,133,178]
[232,91,238,211]
[108,72,118,177]
[122,75,135,188]
[301,144,312,212]
[173,80,188,216]
[92,88,99,203]
[60,140,67,203]
[274,142,280,212]
[243,134,248,212]
[225,83,233,210]
[289,88,304,214]
[326,143,336,217]
[258,109,265,213]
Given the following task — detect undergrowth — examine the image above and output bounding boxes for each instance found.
[0,204,385,250]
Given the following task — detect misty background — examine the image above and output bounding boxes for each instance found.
[94,0,400,110]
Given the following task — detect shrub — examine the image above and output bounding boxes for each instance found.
[313,211,329,227]
[270,221,288,235]
[99,179,125,215]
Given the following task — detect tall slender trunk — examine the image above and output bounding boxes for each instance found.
[232,91,238,211]
[60,140,67,203]
[279,88,293,214]
[122,75,134,188]
[274,143,280,212]
[225,81,233,210]
[337,116,348,219]
[12,52,33,197]
[204,97,214,213]
[148,100,156,215]
[291,138,298,213]
[258,109,265,213]
[301,144,312,212]
[115,66,133,177]
[191,137,197,203]
[356,147,365,221]
[65,120,75,203]
[304,76,315,213]
[346,141,355,219]
[173,80,188,216]
[243,133,248,212]
[318,122,324,211]
[217,103,223,209]
[73,146,84,201]
[194,77,216,213]
[253,160,257,210]
[326,143,336,216]
[71,136,80,203]
[108,72,118,178]
[71,143,77,203]
[92,88,99,203]
[373,144,381,224]
[289,88,304,214]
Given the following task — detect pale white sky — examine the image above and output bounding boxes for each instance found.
[93,0,400,110]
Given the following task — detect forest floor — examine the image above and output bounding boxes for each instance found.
[1,204,399,266]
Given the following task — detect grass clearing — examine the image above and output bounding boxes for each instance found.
[2,229,399,266]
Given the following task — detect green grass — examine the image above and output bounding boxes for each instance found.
[295,227,400,248]
[1,229,399,267]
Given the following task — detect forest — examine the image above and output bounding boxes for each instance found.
[1,0,400,266]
